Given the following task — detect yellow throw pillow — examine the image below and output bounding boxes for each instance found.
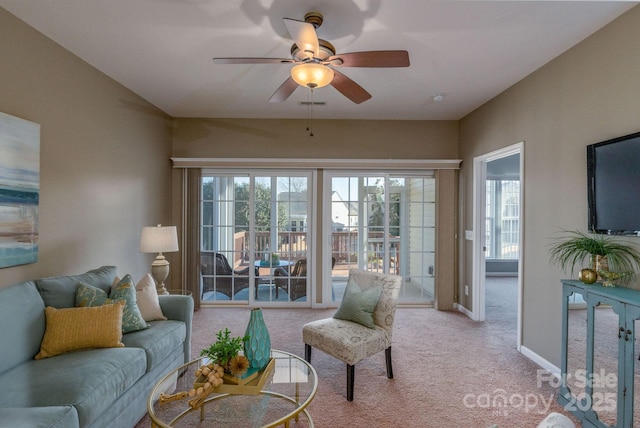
[35,300,125,360]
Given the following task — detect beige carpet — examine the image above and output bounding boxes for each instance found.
[136,277,580,428]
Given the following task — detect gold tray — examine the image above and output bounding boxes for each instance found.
[194,358,275,396]
[216,358,275,395]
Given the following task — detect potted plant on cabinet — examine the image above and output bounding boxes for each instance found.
[549,230,640,285]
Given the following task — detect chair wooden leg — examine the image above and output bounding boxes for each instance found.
[304,344,311,363]
[385,346,393,379]
[347,364,354,401]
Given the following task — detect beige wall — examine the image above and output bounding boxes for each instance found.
[0,9,173,288]
[172,118,458,159]
[458,5,640,365]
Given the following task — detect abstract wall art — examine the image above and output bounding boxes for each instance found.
[0,112,40,268]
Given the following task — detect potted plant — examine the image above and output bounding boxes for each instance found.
[549,229,640,284]
[271,253,280,265]
[200,328,250,376]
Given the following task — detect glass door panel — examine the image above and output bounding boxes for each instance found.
[565,294,587,413]
[634,318,640,426]
[201,173,310,304]
[201,175,254,302]
[403,177,435,301]
[254,175,310,304]
[592,302,619,427]
[328,173,435,304]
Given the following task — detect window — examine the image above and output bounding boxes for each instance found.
[485,180,520,259]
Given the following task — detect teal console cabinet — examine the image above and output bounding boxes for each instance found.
[560,280,640,427]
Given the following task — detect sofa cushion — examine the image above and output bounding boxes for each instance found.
[76,275,149,333]
[0,281,45,375]
[35,266,118,309]
[0,347,146,427]
[121,320,186,372]
[303,317,392,365]
[0,406,79,428]
[35,302,125,360]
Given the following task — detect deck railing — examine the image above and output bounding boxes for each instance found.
[228,231,399,274]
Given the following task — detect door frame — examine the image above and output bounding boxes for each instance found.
[472,142,524,350]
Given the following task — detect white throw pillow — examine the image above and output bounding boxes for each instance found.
[135,274,167,321]
[114,274,167,321]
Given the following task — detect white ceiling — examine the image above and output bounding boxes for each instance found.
[1,1,636,120]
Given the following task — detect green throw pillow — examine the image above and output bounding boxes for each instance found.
[75,274,149,333]
[333,277,382,329]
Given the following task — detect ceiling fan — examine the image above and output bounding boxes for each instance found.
[213,12,410,104]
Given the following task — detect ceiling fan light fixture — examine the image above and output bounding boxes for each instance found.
[291,63,334,89]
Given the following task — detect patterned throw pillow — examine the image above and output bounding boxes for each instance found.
[76,274,149,333]
[113,274,166,321]
[333,276,382,329]
[35,301,125,359]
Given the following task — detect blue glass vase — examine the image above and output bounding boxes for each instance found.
[244,308,271,370]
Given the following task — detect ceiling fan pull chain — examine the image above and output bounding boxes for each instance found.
[306,88,311,132]
[306,88,314,137]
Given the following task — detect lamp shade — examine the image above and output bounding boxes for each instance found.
[291,63,334,89]
[140,225,179,253]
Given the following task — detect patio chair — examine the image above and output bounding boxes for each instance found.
[273,257,335,301]
[302,269,402,401]
[201,252,259,299]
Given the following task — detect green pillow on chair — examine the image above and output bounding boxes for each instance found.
[76,274,149,333]
[333,276,382,329]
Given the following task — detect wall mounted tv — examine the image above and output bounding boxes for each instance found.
[587,131,640,235]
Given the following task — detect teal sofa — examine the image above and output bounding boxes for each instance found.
[0,266,194,428]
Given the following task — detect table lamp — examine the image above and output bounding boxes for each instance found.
[140,224,179,295]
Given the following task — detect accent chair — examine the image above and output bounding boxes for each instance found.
[302,269,402,401]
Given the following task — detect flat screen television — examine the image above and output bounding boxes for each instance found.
[587,131,640,235]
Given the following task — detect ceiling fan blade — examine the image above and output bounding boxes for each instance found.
[326,50,410,68]
[330,69,372,104]
[213,57,295,64]
[269,76,299,103]
[283,18,319,59]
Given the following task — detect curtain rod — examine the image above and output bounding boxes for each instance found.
[171,158,461,170]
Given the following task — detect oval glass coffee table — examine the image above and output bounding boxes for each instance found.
[148,350,317,427]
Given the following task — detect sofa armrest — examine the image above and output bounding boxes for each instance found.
[158,295,194,364]
[0,406,79,428]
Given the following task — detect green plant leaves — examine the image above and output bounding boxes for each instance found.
[549,230,640,281]
[200,328,249,367]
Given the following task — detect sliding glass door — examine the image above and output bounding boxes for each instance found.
[200,169,436,306]
[200,171,312,304]
[327,173,435,304]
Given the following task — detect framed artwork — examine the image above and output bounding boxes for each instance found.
[0,112,40,268]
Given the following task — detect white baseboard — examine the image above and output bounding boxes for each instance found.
[455,303,561,379]
[455,302,475,319]
[520,345,561,378]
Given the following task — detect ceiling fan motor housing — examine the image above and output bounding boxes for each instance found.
[304,12,324,29]
[290,39,335,62]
